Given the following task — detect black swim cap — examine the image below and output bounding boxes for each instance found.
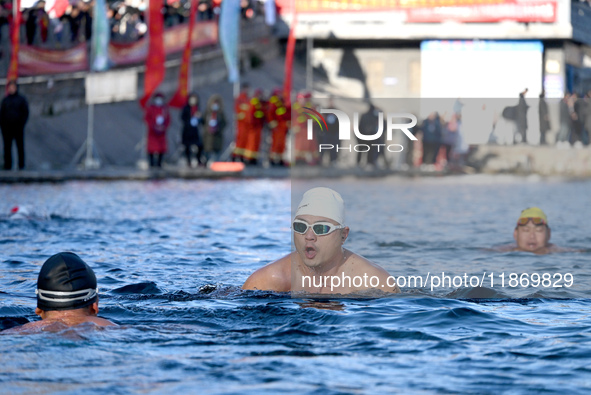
[36,252,98,311]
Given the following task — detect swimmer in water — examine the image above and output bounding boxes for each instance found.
[4,252,116,333]
[243,187,400,294]
[497,207,569,255]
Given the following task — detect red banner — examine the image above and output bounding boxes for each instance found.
[163,20,218,54]
[140,0,166,108]
[407,2,556,23]
[169,0,198,108]
[276,0,557,23]
[109,40,149,67]
[283,11,297,106]
[278,0,534,12]
[109,22,217,67]
[6,0,21,83]
[18,44,88,76]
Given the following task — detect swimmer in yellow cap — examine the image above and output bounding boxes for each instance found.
[243,187,400,294]
[495,207,567,254]
[511,207,554,254]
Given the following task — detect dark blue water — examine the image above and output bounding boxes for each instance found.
[1,177,591,393]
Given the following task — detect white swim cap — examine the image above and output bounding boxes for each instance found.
[295,187,345,225]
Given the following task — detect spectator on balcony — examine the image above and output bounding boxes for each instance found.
[59,5,79,43]
[25,0,50,45]
[0,2,11,44]
[197,0,213,21]
[164,0,184,27]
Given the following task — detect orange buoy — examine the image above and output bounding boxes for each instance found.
[209,162,245,172]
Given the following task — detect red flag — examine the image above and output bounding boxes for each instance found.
[282,10,297,106]
[169,0,197,108]
[48,0,69,18]
[6,0,21,86]
[140,0,166,108]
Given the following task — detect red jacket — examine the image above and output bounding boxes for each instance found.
[144,104,171,154]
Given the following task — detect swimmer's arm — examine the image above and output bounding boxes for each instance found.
[242,255,291,292]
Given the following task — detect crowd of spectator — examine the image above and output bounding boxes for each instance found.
[0,0,263,50]
[558,91,591,147]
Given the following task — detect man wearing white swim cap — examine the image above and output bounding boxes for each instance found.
[243,187,400,294]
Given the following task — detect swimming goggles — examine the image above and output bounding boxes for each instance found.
[292,220,344,236]
[36,288,98,303]
[516,217,547,226]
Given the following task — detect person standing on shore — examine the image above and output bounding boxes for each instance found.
[203,94,227,165]
[538,91,550,145]
[266,88,290,167]
[243,89,266,165]
[181,93,204,167]
[144,92,170,168]
[1,80,29,170]
[556,93,572,144]
[515,88,529,144]
[232,83,250,162]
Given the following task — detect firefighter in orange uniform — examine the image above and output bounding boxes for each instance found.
[292,92,319,165]
[243,89,266,165]
[266,88,290,166]
[233,83,250,162]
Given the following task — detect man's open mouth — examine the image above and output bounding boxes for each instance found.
[305,246,317,259]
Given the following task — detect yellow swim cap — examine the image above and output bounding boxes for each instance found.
[518,207,548,224]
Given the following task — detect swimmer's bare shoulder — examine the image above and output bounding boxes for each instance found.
[3,317,116,334]
[489,244,582,254]
[546,244,585,253]
[343,250,400,293]
[490,244,518,252]
[242,253,292,292]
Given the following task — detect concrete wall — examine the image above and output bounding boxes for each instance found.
[473,145,591,176]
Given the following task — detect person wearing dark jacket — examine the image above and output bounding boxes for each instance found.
[202,94,227,165]
[420,112,442,165]
[584,90,591,146]
[181,93,204,167]
[573,93,587,146]
[538,91,550,145]
[556,93,572,143]
[357,103,388,168]
[516,88,529,144]
[1,81,29,170]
